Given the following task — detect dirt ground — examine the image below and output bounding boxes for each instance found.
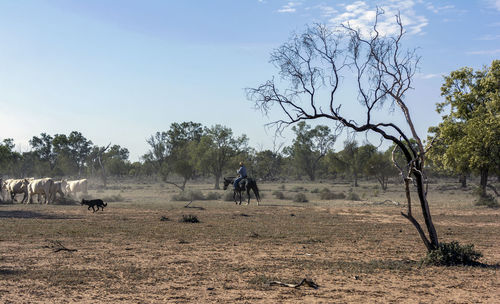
[0,180,499,303]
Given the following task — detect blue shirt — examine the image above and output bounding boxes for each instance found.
[237,165,247,178]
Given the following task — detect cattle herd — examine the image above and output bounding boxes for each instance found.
[0,177,88,204]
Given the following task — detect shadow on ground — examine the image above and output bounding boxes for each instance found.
[0,210,81,220]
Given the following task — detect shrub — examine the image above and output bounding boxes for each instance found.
[319,188,346,200]
[292,186,306,192]
[474,194,499,208]
[205,192,221,200]
[310,188,320,194]
[346,189,361,201]
[272,191,285,199]
[171,190,206,201]
[422,241,482,266]
[293,193,308,203]
[179,214,199,223]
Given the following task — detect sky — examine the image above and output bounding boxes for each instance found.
[0,0,499,161]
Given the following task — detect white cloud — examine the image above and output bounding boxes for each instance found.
[327,0,429,37]
[311,5,338,17]
[278,2,301,13]
[488,0,500,11]
[425,3,455,14]
[466,49,500,55]
[416,73,442,79]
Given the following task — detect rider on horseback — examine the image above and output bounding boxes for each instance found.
[234,161,247,190]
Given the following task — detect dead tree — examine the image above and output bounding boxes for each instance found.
[95,143,111,188]
[247,10,439,251]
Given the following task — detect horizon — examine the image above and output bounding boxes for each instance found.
[1,0,499,161]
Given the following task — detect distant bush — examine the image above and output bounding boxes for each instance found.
[171,190,206,201]
[422,241,482,266]
[293,193,308,203]
[205,192,221,200]
[346,188,361,201]
[474,193,499,208]
[319,188,346,200]
[292,186,306,192]
[179,214,199,223]
[310,188,320,194]
[272,191,285,199]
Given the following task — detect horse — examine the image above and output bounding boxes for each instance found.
[223,176,261,206]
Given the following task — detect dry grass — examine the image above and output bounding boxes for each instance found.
[0,179,499,303]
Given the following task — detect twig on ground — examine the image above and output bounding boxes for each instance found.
[373,199,400,206]
[269,278,319,289]
[184,200,205,210]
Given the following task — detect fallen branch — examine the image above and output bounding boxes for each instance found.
[373,199,400,206]
[486,184,500,197]
[269,278,319,289]
[184,200,205,210]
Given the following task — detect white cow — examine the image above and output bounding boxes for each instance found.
[27,178,54,204]
[50,180,68,201]
[3,178,30,203]
[65,179,88,198]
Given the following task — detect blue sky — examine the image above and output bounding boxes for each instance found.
[0,0,499,161]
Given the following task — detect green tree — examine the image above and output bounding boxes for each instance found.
[67,131,93,176]
[429,60,500,198]
[50,132,92,176]
[253,149,283,181]
[0,139,22,176]
[285,121,336,181]
[331,141,376,187]
[195,124,248,189]
[30,133,56,174]
[104,145,130,176]
[144,122,203,190]
[365,148,398,191]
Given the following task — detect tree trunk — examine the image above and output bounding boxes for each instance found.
[480,167,489,197]
[214,174,221,190]
[414,168,439,251]
[378,176,388,191]
[459,174,467,188]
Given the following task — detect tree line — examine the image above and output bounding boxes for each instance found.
[0,121,399,190]
[1,63,498,197]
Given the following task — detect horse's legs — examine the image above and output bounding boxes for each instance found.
[246,188,251,205]
[233,190,238,204]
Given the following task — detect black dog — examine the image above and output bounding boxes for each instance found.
[81,199,107,212]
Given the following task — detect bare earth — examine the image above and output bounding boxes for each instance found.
[0,181,499,303]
